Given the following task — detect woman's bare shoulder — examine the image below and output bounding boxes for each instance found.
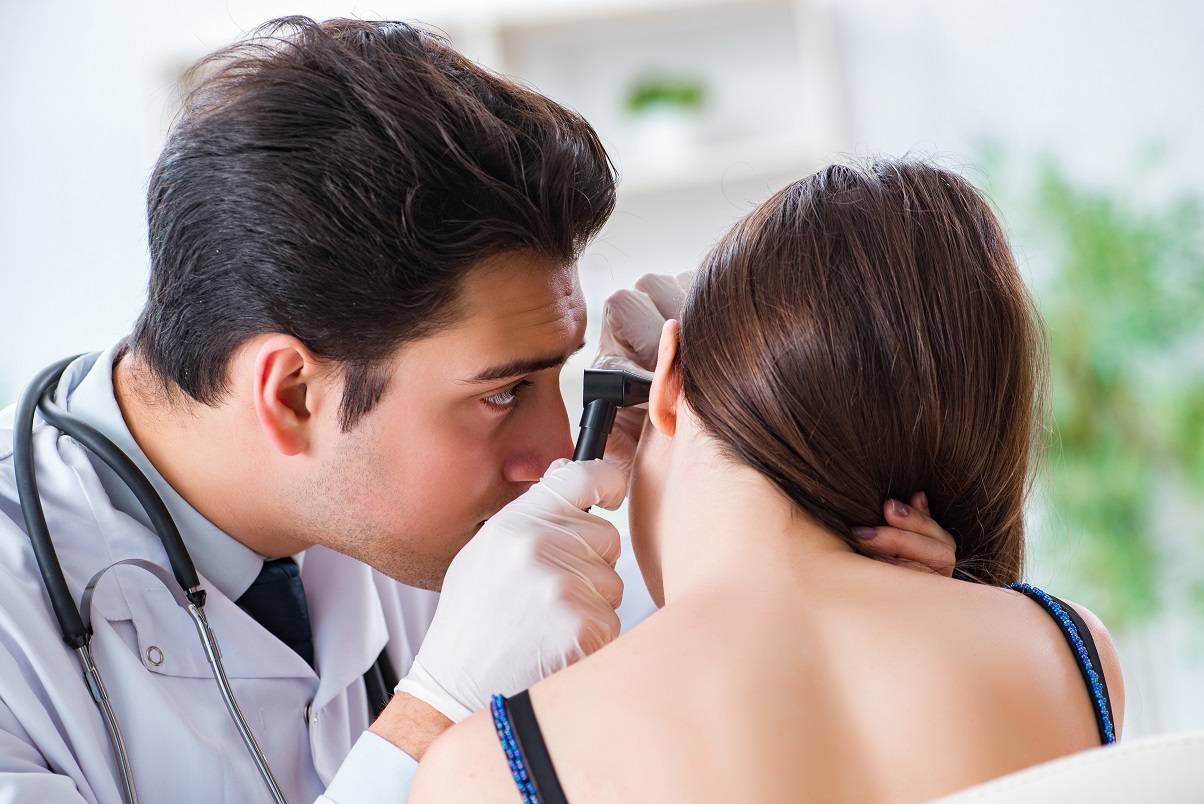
[410,707,515,804]
[410,608,700,803]
[991,584,1125,736]
[409,609,701,804]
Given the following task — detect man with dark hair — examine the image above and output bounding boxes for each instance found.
[0,17,950,803]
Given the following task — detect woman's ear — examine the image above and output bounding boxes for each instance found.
[648,319,682,437]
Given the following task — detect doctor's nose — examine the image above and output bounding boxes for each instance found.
[501,415,575,484]
[501,436,574,484]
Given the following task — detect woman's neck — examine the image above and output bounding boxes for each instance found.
[652,433,860,605]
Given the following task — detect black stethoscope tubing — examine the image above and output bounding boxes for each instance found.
[13,355,206,650]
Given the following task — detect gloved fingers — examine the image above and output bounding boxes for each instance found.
[520,505,622,567]
[519,461,624,564]
[538,457,629,512]
[571,556,625,609]
[634,271,690,320]
[530,588,616,666]
[611,406,648,443]
[592,271,694,376]
[590,352,654,380]
[572,515,623,567]
[599,419,639,481]
[572,598,622,656]
[597,288,663,371]
[396,463,633,725]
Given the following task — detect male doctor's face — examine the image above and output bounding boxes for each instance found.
[305,251,584,590]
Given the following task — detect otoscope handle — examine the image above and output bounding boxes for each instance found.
[573,399,618,462]
[572,369,652,512]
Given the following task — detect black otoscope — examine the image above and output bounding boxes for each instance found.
[572,368,653,461]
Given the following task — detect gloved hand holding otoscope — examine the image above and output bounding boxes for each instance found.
[398,285,678,725]
[572,274,691,507]
[577,271,693,465]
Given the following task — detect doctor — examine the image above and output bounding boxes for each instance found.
[0,17,957,804]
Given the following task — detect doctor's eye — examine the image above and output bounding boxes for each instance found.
[482,379,532,412]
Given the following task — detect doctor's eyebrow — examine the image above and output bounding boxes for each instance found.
[460,341,587,384]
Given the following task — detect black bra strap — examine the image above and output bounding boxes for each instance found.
[1048,593,1116,740]
[1009,582,1116,744]
[505,690,569,804]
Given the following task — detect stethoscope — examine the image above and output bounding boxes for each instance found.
[13,355,291,804]
[12,355,646,804]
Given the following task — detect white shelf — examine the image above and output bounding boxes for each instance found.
[436,0,847,202]
[614,136,829,197]
[427,0,845,205]
[421,0,789,32]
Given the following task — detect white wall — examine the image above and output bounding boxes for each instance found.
[4,0,1201,390]
[2,0,1201,736]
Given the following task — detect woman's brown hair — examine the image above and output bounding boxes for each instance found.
[679,159,1045,584]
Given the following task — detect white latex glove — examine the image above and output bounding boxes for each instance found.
[592,271,695,469]
[394,458,627,722]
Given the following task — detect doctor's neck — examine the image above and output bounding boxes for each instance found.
[112,349,315,560]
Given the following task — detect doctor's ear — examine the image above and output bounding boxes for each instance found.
[250,335,330,456]
[647,320,683,438]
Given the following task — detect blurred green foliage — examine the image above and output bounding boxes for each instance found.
[623,74,707,115]
[999,154,1204,628]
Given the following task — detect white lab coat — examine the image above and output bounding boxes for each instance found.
[0,348,657,803]
[0,354,441,803]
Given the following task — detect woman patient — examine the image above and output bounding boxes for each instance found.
[411,159,1124,803]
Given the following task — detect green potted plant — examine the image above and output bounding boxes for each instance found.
[622,73,708,158]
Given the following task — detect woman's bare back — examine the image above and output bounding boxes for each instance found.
[416,557,1122,803]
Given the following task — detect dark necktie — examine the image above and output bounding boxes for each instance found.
[234,556,399,720]
[235,557,316,670]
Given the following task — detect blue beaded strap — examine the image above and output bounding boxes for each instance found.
[1006,582,1116,744]
[491,694,541,803]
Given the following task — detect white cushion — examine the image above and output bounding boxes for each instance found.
[931,732,1204,803]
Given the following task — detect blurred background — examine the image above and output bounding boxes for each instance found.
[2,0,1201,739]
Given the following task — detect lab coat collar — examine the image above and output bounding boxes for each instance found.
[59,345,264,601]
[47,347,388,691]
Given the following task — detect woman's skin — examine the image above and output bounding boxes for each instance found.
[412,320,1124,803]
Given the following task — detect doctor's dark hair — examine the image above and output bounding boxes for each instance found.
[678,160,1046,585]
[132,17,614,429]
